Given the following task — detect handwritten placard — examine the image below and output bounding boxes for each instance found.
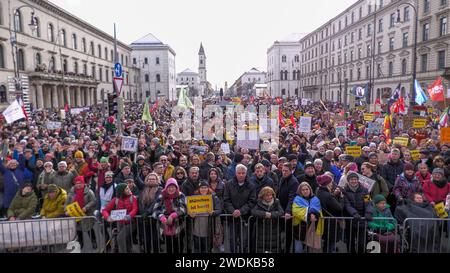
[413,119,427,129]
[346,146,362,157]
[440,128,450,144]
[393,137,409,147]
[364,113,375,122]
[110,209,127,221]
[186,195,213,216]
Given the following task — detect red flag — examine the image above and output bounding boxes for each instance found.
[290,115,297,128]
[276,97,283,105]
[150,101,158,113]
[398,97,405,114]
[278,109,285,128]
[250,96,255,104]
[64,103,69,113]
[427,77,445,102]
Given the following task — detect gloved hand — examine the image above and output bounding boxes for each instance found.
[353,213,361,220]
[160,216,167,224]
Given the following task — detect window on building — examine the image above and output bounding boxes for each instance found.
[92,65,96,78]
[105,48,109,60]
[0,85,6,103]
[350,69,353,81]
[156,57,159,65]
[388,62,393,77]
[403,32,409,48]
[421,54,428,72]
[126,56,128,66]
[366,66,370,80]
[133,58,136,65]
[440,17,447,36]
[0,44,4,68]
[33,17,40,37]
[358,48,362,59]
[72,33,77,50]
[357,67,361,80]
[99,68,103,81]
[282,89,286,96]
[81,38,86,53]
[295,55,299,62]
[111,50,114,61]
[423,23,430,41]
[389,37,394,51]
[438,50,446,69]
[90,42,94,55]
[49,56,55,72]
[121,54,124,65]
[106,69,109,82]
[351,32,354,43]
[368,4,372,14]
[378,19,383,32]
[390,13,396,28]
[74,61,78,74]
[377,64,382,78]
[63,59,67,73]
[359,6,363,19]
[35,53,41,67]
[48,24,54,42]
[378,41,382,54]
[98,45,102,58]
[352,12,355,24]
[367,24,372,36]
[424,0,430,13]
[402,59,407,75]
[442,0,448,6]
[367,44,371,57]
[14,10,22,32]
[83,63,87,75]
[404,7,410,22]
[359,28,362,40]
[144,58,148,65]
[282,55,287,62]
[60,29,67,47]
[17,49,24,70]
[145,74,149,82]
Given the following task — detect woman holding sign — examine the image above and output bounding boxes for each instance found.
[152,178,187,253]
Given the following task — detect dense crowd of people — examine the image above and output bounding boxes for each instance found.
[0,96,449,253]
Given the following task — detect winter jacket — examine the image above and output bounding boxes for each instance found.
[422,179,450,204]
[199,162,214,180]
[163,165,175,182]
[192,194,222,237]
[113,172,135,185]
[343,185,370,223]
[65,186,97,231]
[393,173,422,201]
[365,204,396,232]
[251,199,284,253]
[139,187,162,216]
[223,177,257,218]
[316,186,344,243]
[152,191,187,236]
[276,174,299,214]
[40,188,68,218]
[102,194,138,225]
[36,170,56,196]
[181,178,201,197]
[215,163,230,181]
[415,171,431,186]
[380,160,404,190]
[209,179,226,203]
[227,161,239,179]
[7,191,38,220]
[368,173,389,199]
[296,174,318,193]
[249,174,274,196]
[0,155,26,208]
[50,170,77,193]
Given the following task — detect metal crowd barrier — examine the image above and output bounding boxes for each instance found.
[1,215,448,253]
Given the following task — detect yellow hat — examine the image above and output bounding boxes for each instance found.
[74,151,84,159]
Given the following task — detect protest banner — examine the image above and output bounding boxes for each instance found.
[413,119,427,129]
[65,202,86,222]
[346,146,362,157]
[186,195,213,215]
[220,143,231,154]
[110,209,127,221]
[440,128,450,144]
[46,121,62,130]
[367,122,383,135]
[121,136,138,152]
[364,113,375,122]
[299,116,312,133]
[393,137,409,147]
[410,150,420,161]
[2,100,25,124]
[336,126,347,138]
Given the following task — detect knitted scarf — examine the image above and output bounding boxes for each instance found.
[162,190,178,215]
[74,187,85,208]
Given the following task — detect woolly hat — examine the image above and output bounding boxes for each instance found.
[137,155,145,161]
[432,168,445,176]
[347,172,359,181]
[120,162,130,170]
[74,151,84,159]
[116,183,128,198]
[74,176,85,185]
[48,184,58,193]
[58,161,67,168]
[164,178,179,191]
[317,174,333,187]
[373,195,386,204]
[404,163,415,172]
[288,154,298,161]
[105,171,114,178]
[100,157,109,164]
[261,159,272,168]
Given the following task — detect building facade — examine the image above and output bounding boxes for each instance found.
[176,68,199,96]
[267,33,304,98]
[229,68,266,97]
[130,33,176,102]
[0,0,138,111]
[300,0,450,104]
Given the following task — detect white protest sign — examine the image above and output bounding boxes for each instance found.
[336,126,347,138]
[220,143,231,154]
[46,121,62,130]
[2,100,25,124]
[298,116,312,133]
[343,171,376,193]
[70,108,89,115]
[121,136,138,152]
[301,98,308,106]
[110,209,127,221]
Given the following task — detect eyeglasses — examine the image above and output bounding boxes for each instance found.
[176,172,184,175]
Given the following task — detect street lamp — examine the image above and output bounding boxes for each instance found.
[11,6,38,100]
[396,3,418,106]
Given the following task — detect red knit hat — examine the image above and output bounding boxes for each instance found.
[74,176,85,185]
[317,175,332,187]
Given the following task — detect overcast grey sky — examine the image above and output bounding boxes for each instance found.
[50,0,356,89]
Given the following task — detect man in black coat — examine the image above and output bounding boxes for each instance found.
[199,152,215,180]
[181,166,201,197]
[277,162,299,253]
[355,146,370,171]
[379,148,404,211]
[223,164,257,253]
[249,163,274,196]
[297,162,318,193]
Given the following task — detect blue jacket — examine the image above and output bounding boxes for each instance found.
[330,165,342,184]
[13,150,36,182]
[0,155,26,208]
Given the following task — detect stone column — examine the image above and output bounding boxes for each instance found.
[65,86,71,107]
[91,87,96,105]
[36,84,44,110]
[58,86,64,108]
[86,88,91,106]
[76,86,82,107]
[44,86,52,108]
[50,85,58,108]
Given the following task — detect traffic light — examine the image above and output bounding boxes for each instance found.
[108,93,118,117]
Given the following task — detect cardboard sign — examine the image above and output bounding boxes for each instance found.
[338,172,376,193]
[121,136,138,152]
[410,150,420,161]
[110,209,127,221]
[46,121,62,130]
[336,126,347,138]
[186,195,213,215]
[346,146,362,157]
[433,202,449,219]
[413,119,427,129]
[364,113,375,122]
[220,143,230,154]
[299,116,312,133]
[440,128,450,144]
[65,202,86,222]
[393,137,409,147]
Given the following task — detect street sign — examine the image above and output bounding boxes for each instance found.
[114,63,123,77]
[113,77,124,96]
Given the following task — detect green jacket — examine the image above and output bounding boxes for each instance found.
[366,204,396,232]
[7,191,38,220]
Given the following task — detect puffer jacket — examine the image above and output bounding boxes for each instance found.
[102,194,138,225]
[249,174,274,196]
[40,188,68,218]
[365,204,396,232]
[393,173,422,201]
[343,185,370,226]
[251,199,284,253]
[422,178,450,204]
[415,171,431,186]
[7,191,38,220]
[380,160,404,190]
[0,155,26,209]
